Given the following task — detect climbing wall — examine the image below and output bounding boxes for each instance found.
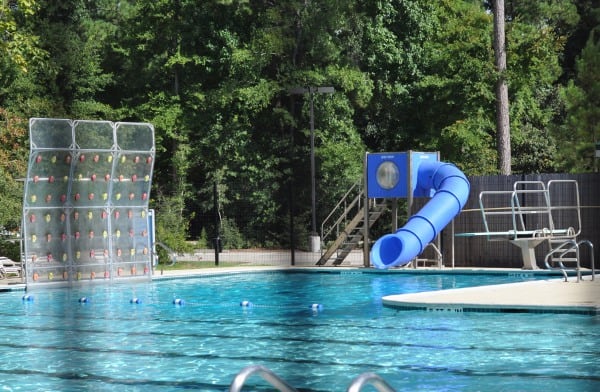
[22,118,155,285]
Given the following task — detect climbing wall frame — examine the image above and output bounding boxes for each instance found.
[22,118,155,285]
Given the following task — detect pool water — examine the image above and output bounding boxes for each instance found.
[0,271,598,391]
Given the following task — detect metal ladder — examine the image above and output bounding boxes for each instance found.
[229,365,395,392]
[317,180,387,266]
[544,239,595,282]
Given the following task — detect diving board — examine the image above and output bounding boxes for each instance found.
[457,180,585,271]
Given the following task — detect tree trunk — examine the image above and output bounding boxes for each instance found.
[493,0,511,175]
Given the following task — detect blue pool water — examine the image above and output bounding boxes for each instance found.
[0,270,598,391]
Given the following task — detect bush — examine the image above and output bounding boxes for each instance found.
[0,239,20,262]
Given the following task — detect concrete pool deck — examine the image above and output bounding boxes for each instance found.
[2,266,598,314]
[382,274,599,315]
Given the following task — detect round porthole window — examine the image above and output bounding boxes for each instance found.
[376,161,400,190]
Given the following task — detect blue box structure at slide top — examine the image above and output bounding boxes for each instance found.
[368,152,470,269]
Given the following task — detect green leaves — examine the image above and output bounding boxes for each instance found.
[0,0,596,247]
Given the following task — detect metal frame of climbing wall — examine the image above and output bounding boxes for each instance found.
[22,118,155,285]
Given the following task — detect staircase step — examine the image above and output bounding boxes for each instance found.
[318,194,388,266]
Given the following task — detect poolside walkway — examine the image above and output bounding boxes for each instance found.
[383,274,600,315]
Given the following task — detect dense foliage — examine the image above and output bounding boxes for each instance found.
[0,0,598,250]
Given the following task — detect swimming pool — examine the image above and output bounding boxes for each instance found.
[0,270,598,391]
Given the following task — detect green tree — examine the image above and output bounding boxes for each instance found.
[560,31,600,172]
[500,0,579,173]
[0,0,45,73]
[0,109,27,231]
[417,0,497,175]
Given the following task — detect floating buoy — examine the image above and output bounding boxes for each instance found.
[240,300,253,307]
[22,294,34,302]
[130,298,142,304]
[172,298,185,305]
[310,303,323,312]
[78,297,90,303]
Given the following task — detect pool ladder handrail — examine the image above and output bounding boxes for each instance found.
[346,372,396,392]
[229,365,396,392]
[543,239,595,283]
[229,365,298,392]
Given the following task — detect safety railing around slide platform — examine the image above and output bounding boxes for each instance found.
[229,365,396,392]
[320,180,364,249]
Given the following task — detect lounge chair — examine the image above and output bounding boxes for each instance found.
[0,256,22,278]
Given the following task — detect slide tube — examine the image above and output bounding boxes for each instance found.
[371,161,470,269]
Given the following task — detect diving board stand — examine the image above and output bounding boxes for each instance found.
[457,180,588,271]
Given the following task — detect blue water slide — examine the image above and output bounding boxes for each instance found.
[370,161,470,269]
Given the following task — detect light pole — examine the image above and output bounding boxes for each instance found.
[289,86,335,252]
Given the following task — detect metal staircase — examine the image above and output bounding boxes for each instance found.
[317,181,388,266]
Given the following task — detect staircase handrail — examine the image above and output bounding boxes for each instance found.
[320,179,363,247]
